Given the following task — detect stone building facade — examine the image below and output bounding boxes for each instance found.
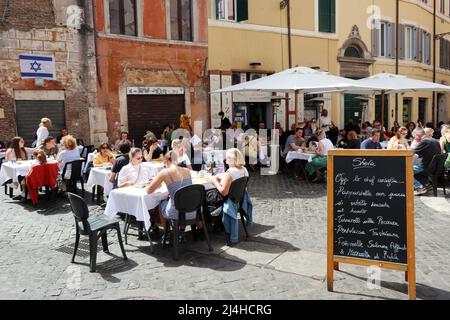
[0,0,97,145]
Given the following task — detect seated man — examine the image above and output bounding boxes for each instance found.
[282,128,306,180]
[413,128,442,195]
[361,129,382,150]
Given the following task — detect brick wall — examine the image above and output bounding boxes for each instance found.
[0,0,56,31]
[0,0,98,145]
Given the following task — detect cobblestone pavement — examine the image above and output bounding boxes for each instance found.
[0,172,450,300]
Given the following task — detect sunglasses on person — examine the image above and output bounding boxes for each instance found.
[135,156,143,160]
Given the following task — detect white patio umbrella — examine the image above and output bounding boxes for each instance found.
[213,66,362,94]
[347,73,450,129]
[213,66,365,137]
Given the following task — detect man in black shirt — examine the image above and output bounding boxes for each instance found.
[413,128,441,195]
[109,141,131,186]
[219,111,232,129]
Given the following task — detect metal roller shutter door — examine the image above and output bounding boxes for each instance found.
[127,95,185,146]
[15,100,66,146]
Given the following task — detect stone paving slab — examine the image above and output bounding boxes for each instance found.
[0,173,449,300]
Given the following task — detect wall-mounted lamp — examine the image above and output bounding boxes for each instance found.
[249,62,262,67]
[280,0,289,10]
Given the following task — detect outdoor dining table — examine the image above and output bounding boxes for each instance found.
[0,159,59,186]
[85,167,114,196]
[103,171,218,232]
[285,151,318,164]
[0,160,35,185]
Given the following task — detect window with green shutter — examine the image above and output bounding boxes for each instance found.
[216,0,248,22]
[236,0,248,22]
[318,0,335,33]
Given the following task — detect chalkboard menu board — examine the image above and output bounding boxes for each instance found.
[326,150,416,300]
[333,155,407,264]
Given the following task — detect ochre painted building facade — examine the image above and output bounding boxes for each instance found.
[208,0,450,130]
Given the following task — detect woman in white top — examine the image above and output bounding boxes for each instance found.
[56,135,81,178]
[305,130,333,182]
[212,148,249,197]
[35,118,52,147]
[118,148,152,188]
[5,136,35,161]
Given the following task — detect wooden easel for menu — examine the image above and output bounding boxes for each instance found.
[326,149,416,300]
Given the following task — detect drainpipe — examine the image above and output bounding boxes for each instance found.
[287,1,292,68]
[432,0,436,125]
[395,0,399,122]
[91,0,102,87]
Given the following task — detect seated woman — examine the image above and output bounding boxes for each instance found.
[171,138,193,170]
[146,151,198,242]
[21,150,49,200]
[93,143,115,167]
[5,137,35,161]
[143,131,163,161]
[38,136,58,157]
[342,131,361,149]
[5,137,35,199]
[387,127,409,150]
[117,148,152,188]
[56,135,80,179]
[305,130,334,183]
[210,148,252,246]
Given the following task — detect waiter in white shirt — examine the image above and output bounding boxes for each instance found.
[319,109,332,133]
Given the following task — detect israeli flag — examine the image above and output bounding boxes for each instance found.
[19,54,56,80]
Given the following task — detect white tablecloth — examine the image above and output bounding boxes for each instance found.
[0,161,34,185]
[103,171,219,230]
[141,161,165,177]
[285,151,317,164]
[86,167,114,195]
[104,185,169,230]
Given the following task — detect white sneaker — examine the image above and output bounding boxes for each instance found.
[414,187,428,196]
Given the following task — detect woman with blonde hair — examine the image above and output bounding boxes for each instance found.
[387,127,409,150]
[212,148,248,196]
[35,117,52,147]
[210,148,252,246]
[439,124,450,153]
[56,135,80,178]
[305,130,334,183]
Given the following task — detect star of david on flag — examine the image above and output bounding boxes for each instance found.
[19,54,56,80]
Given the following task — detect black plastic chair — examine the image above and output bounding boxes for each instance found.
[164,184,213,260]
[3,178,13,197]
[80,145,95,162]
[67,192,127,272]
[62,160,85,196]
[227,176,250,241]
[427,153,448,196]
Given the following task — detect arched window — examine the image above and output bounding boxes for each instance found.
[344,46,362,58]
